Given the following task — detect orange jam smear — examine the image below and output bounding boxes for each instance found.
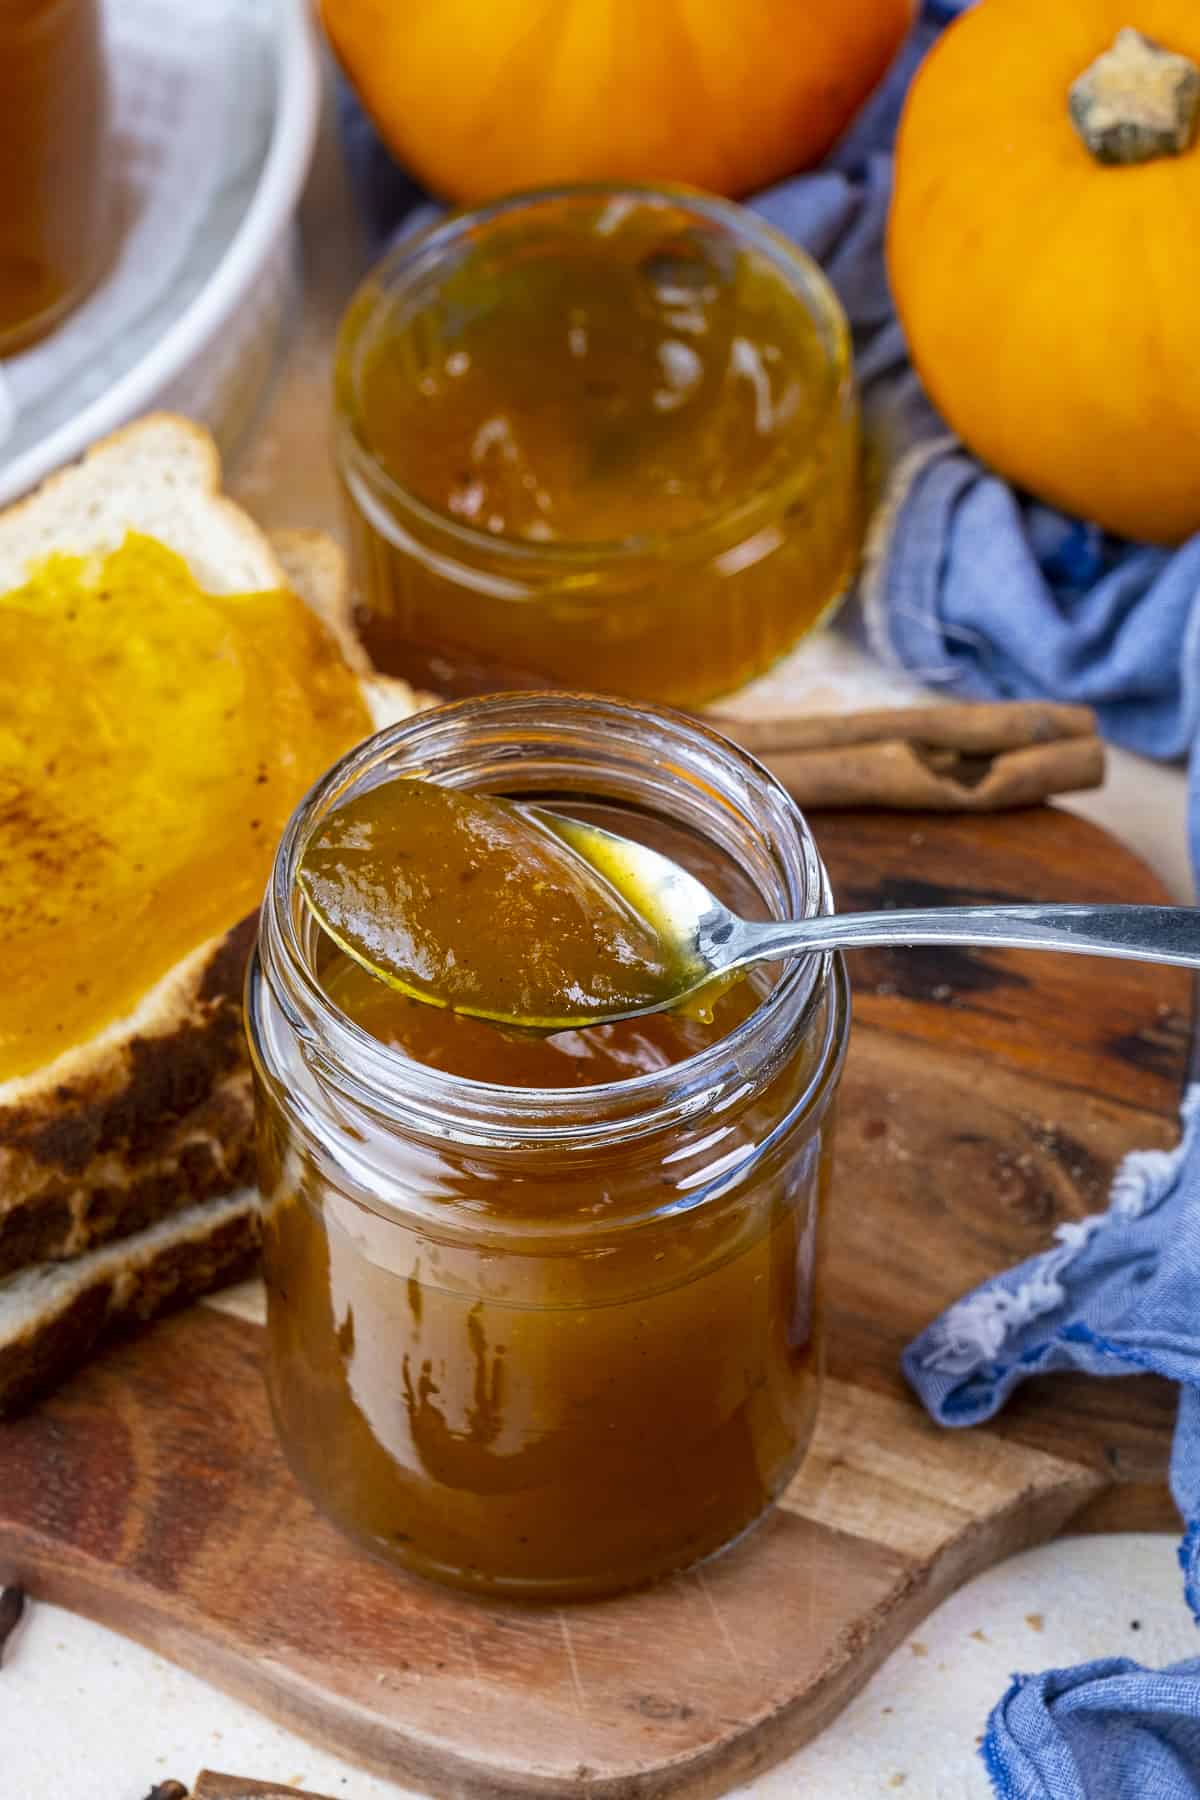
[0,534,371,1082]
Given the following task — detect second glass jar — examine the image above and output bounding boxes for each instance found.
[248,696,848,1599]
[334,185,861,706]
[0,0,112,355]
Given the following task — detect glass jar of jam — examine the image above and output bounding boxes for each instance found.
[247,695,848,1600]
[334,186,860,706]
[0,0,112,355]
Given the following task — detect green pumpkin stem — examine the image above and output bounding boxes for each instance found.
[1069,27,1200,164]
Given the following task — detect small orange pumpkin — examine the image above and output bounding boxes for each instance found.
[322,0,916,203]
[888,0,1200,544]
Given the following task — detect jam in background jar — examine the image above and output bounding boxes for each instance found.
[0,0,112,355]
[248,695,848,1600]
[334,187,860,706]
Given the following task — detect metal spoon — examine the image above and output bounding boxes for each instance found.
[524,808,1200,1025]
[301,793,1200,1032]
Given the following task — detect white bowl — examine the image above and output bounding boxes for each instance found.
[0,0,319,506]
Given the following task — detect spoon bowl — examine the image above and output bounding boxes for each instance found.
[300,785,1200,1034]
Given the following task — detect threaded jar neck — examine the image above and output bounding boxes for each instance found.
[250,695,847,1194]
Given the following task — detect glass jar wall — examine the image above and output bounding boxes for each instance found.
[247,696,848,1599]
[0,0,112,355]
[334,187,860,706]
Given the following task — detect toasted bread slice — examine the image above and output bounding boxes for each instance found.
[0,416,423,1284]
[0,1190,260,1416]
[0,414,275,595]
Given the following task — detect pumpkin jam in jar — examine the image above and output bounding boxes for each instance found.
[334,186,860,706]
[0,0,112,355]
[248,696,848,1600]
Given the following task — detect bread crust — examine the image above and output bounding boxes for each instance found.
[0,411,283,595]
[0,917,258,1277]
[0,1191,261,1417]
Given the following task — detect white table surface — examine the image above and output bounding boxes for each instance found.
[4,68,1195,1800]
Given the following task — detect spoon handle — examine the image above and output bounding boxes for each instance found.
[730,904,1200,971]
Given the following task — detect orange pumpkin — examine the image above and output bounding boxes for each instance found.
[888,1,1200,544]
[322,0,916,203]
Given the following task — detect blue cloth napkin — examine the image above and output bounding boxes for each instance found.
[337,7,1200,1791]
[906,1089,1200,1799]
[753,12,1200,1789]
[904,1091,1200,1589]
[983,1661,1200,1800]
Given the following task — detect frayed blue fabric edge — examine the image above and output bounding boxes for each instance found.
[1062,1323,1200,1628]
[907,1083,1200,1688]
[981,1678,1028,1800]
[912,1088,1200,1394]
[1179,1519,1200,1623]
[924,1311,1200,1639]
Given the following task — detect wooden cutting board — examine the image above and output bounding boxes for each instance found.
[0,806,1189,1799]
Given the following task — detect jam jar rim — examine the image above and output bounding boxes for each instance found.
[333,179,855,570]
[253,694,848,1161]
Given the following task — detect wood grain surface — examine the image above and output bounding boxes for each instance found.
[0,805,1188,1799]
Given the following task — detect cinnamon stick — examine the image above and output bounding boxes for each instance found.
[191,1776,338,1799]
[706,701,1104,812]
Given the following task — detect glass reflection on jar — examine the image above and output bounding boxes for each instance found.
[334,186,860,706]
[248,695,848,1600]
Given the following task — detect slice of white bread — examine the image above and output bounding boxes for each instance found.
[0,418,426,1409]
[0,1191,261,1417]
